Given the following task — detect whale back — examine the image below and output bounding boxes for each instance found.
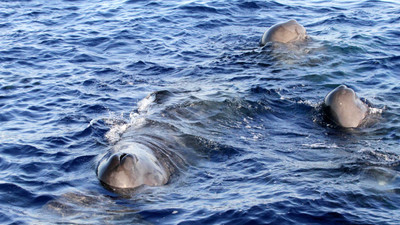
[324,85,367,128]
[260,19,307,45]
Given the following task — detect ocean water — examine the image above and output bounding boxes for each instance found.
[1,0,400,224]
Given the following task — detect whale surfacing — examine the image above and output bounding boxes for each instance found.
[324,85,368,128]
[260,19,307,46]
[97,142,170,189]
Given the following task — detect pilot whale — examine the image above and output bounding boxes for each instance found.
[260,19,307,46]
[97,140,181,189]
[324,85,368,128]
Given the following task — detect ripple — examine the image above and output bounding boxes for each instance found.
[68,53,105,63]
[0,144,45,158]
[81,37,110,47]
[179,4,219,14]
[0,183,33,207]
[60,155,96,173]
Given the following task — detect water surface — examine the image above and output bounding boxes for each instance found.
[1,0,400,224]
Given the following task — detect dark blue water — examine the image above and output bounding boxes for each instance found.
[1,0,400,224]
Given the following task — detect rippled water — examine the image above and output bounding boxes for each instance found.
[1,0,400,224]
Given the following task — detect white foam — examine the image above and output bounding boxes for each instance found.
[368,107,384,114]
[104,114,129,144]
[105,122,129,144]
[104,94,157,144]
[138,93,155,113]
[297,99,319,108]
[302,142,338,149]
[129,112,147,128]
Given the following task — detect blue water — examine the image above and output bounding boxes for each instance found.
[1,0,400,224]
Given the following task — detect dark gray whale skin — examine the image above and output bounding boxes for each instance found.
[260,19,307,46]
[324,85,368,128]
[97,131,186,190]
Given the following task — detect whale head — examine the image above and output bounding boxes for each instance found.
[260,19,307,46]
[324,85,368,128]
[97,144,168,189]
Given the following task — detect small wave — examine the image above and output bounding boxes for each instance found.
[179,4,219,14]
[301,142,339,149]
[61,155,96,173]
[0,183,33,207]
[68,53,106,63]
[359,149,400,167]
[0,143,45,158]
[81,37,110,47]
